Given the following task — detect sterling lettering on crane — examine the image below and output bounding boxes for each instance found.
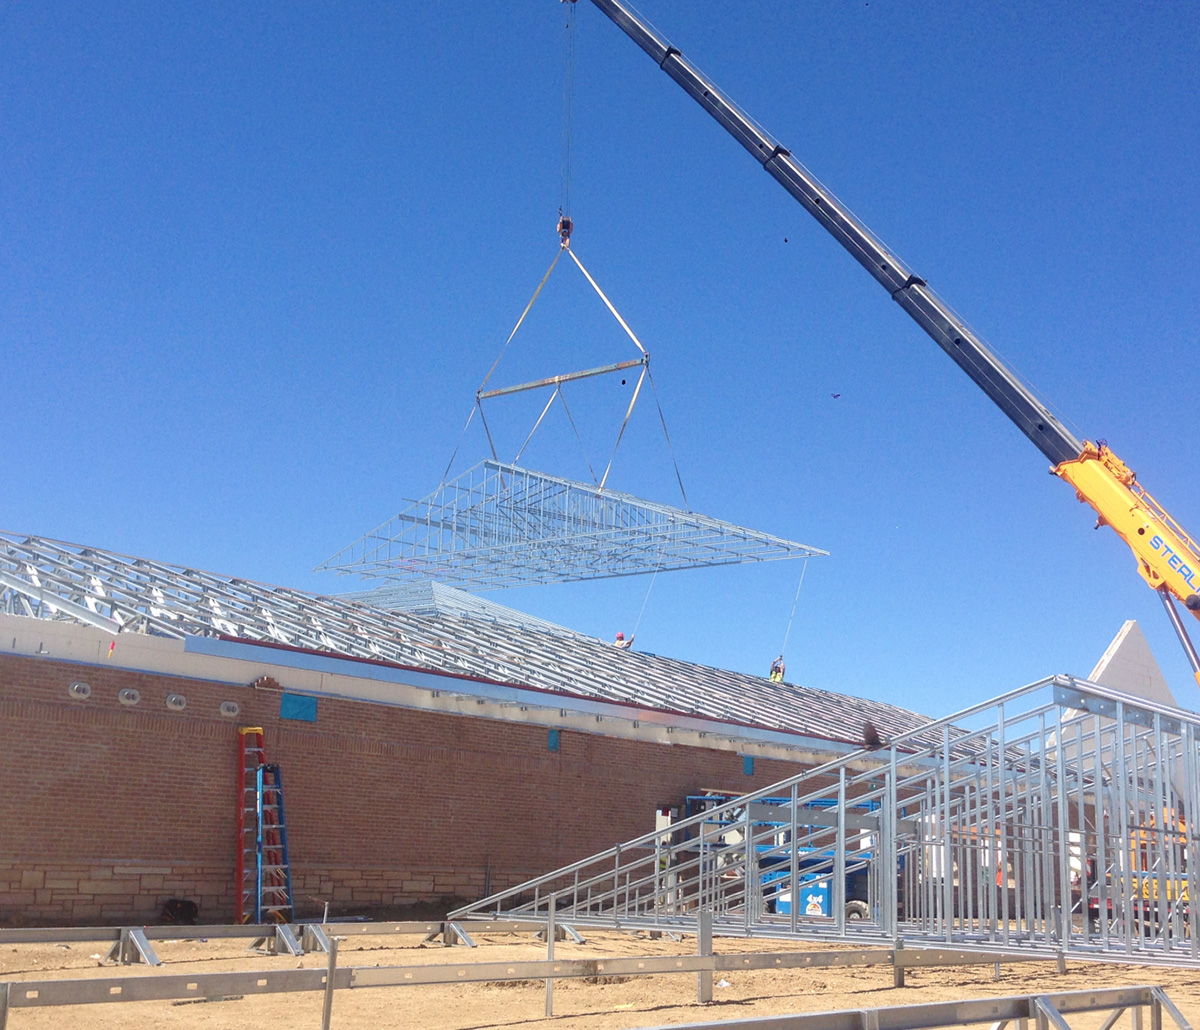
[1150,535,1200,589]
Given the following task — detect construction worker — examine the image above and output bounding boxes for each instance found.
[769,656,785,682]
[615,631,634,650]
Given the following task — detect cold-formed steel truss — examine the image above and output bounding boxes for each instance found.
[0,532,926,745]
[0,532,574,662]
[319,460,826,591]
[452,675,1200,968]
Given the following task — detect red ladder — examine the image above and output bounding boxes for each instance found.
[235,727,294,923]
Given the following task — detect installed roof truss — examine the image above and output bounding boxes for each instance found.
[0,532,924,747]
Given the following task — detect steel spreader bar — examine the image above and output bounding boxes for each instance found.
[478,356,648,401]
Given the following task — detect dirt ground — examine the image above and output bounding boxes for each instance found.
[3,930,1200,1029]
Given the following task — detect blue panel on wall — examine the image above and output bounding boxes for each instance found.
[280,693,318,722]
[548,729,560,752]
[743,755,755,776]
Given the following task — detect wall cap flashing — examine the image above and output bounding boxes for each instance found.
[0,612,861,763]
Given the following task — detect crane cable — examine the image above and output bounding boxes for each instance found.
[445,2,578,488]
[647,366,689,511]
[631,562,660,640]
[560,0,577,226]
[778,557,810,661]
[439,248,565,485]
[444,1,691,519]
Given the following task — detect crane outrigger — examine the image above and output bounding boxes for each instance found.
[579,0,1200,687]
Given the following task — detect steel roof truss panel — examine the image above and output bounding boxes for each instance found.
[318,461,826,590]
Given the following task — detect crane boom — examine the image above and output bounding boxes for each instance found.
[588,0,1081,466]
[586,0,1200,682]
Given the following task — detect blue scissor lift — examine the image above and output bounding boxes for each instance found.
[680,793,880,920]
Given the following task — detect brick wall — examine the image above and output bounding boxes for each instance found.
[0,652,808,925]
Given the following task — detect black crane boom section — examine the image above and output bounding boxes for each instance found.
[588,0,1085,467]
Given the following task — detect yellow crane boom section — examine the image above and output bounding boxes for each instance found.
[1057,445,1200,664]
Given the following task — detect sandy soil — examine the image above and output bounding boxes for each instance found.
[3,930,1200,1029]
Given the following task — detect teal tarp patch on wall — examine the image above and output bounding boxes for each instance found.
[280,693,318,722]
[548,729,560,752]
[743,755,755,776]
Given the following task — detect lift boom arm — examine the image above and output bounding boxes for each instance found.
[586,0,1200,678]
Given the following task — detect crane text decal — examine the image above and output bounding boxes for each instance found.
[1150,535,1199,588]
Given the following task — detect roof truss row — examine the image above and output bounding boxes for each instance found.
[0,531,925,748]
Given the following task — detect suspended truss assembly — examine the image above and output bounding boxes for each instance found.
[318,460,826,591]
[452,675,1200,969]
[364,223,790,593]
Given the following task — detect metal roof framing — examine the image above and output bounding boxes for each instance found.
[317,460,827,591]
[0,531,919,747]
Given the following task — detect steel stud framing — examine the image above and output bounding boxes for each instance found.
[452,676,1200,969]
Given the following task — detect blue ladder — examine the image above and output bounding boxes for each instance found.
[253,762,294,923]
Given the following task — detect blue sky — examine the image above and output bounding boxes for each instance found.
[3,2,1198,718]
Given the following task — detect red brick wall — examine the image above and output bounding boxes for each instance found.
[0,652,808,925]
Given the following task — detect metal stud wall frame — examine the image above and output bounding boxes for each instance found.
[451,675,1200,968]
[318,460,827,591]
